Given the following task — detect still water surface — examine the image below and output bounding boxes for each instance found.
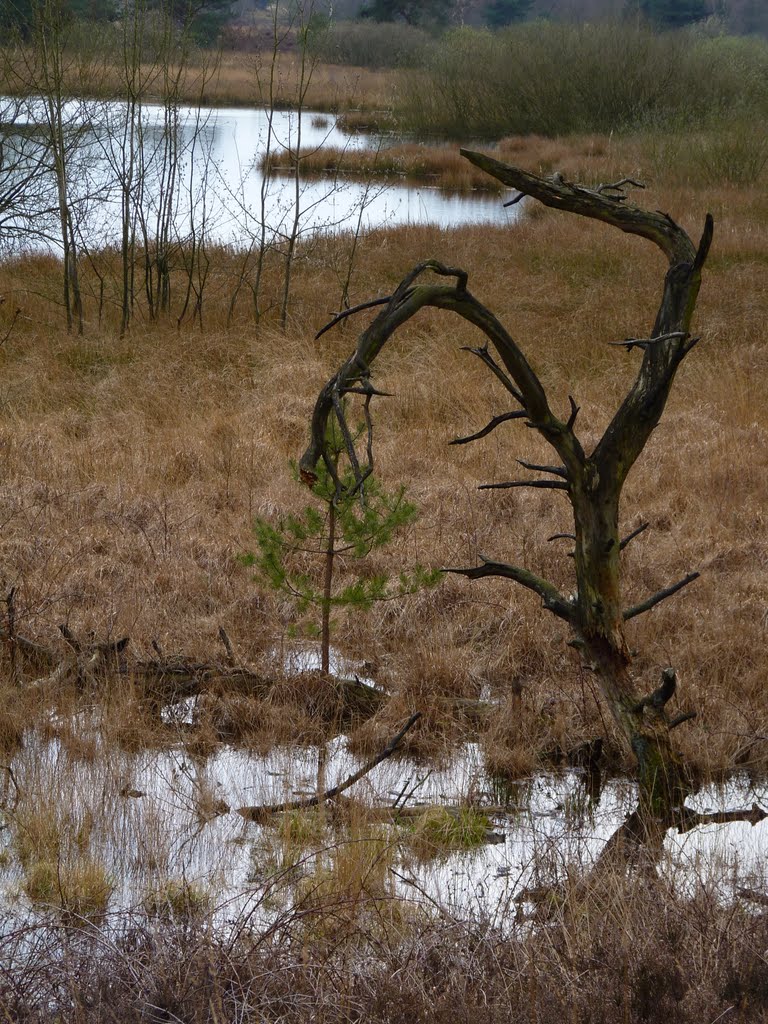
[7,726,766,932]
[4,632,766,936]
[2,98,516,251]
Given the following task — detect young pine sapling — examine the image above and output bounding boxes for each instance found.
[244,434,440,678]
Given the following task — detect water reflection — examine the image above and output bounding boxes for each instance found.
[3,725,766,933]
[0,97,516,254]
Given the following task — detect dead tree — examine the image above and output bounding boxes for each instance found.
[300,153,714,822]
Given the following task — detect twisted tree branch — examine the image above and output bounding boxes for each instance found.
[443,555,573,622]
[623,572,700,621]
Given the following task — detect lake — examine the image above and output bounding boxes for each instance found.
[0,97,517,254]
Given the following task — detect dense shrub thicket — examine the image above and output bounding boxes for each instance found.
[309,17,434,68]
[394,22,768,136]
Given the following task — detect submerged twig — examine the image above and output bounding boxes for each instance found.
[237,712,421,822]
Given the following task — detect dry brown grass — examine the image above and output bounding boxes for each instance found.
[262,141,506,191]
[214,54,397,111]
[0,47,399,112]
[0,136,766,779]
[261,134,628,193]
[186,51,397,110]
[2,862,768,1022]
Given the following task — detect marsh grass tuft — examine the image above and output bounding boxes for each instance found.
[404,806,494,862]
[291,827,407,944]
[24,855,113,922]
[14,805,64,868]
[144,878,213,922]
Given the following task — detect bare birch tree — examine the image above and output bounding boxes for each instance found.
[10,0,96,332]
[0,96,57,252]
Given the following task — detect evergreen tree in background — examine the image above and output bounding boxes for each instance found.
[0,0,229,45]
[68,0,116,20]
[0,0,119,37]
[151,0,232,45]
[484,0,533,26]
[0,0,32,37]
[630,0,710,27]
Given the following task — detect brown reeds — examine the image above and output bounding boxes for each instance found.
[0,47,399,112]
[199,53,397,111]
[259,134,629,193]
[0,865,766,1022]
[261,141,507,192]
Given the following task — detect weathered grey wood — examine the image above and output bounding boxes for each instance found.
[301,156,715,819]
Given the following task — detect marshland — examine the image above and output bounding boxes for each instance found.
[0,0,768,1020]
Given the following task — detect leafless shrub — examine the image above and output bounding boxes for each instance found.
[0,875,766,1022]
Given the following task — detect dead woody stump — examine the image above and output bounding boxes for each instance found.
[300,153,763,831]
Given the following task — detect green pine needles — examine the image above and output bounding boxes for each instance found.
[243,432,440,675]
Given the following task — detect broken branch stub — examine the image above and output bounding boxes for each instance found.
[302,156,713,818]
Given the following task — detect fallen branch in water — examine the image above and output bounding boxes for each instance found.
[236,712,421,822]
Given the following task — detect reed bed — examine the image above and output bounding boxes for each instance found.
[259,134,643,194]
[261,140,508,192]
[260,127,766,197]
[206,53,398,112]
[0,47,400,112]
[2,865,767,1022]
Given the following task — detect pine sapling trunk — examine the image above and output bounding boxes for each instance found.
[321,500,336,676]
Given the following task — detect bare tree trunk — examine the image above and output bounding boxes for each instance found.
[116,0,144,338]
[39,25,84,334]
[279,0,318,332]
[300,155,714,820]
[251,18,282,323]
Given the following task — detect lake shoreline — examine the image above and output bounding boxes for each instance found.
[0,97,516,256]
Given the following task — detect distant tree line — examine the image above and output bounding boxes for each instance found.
[0,0,113,37]
[1,0,765,51]
[352,0,765,33]
[0,0,233,45]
